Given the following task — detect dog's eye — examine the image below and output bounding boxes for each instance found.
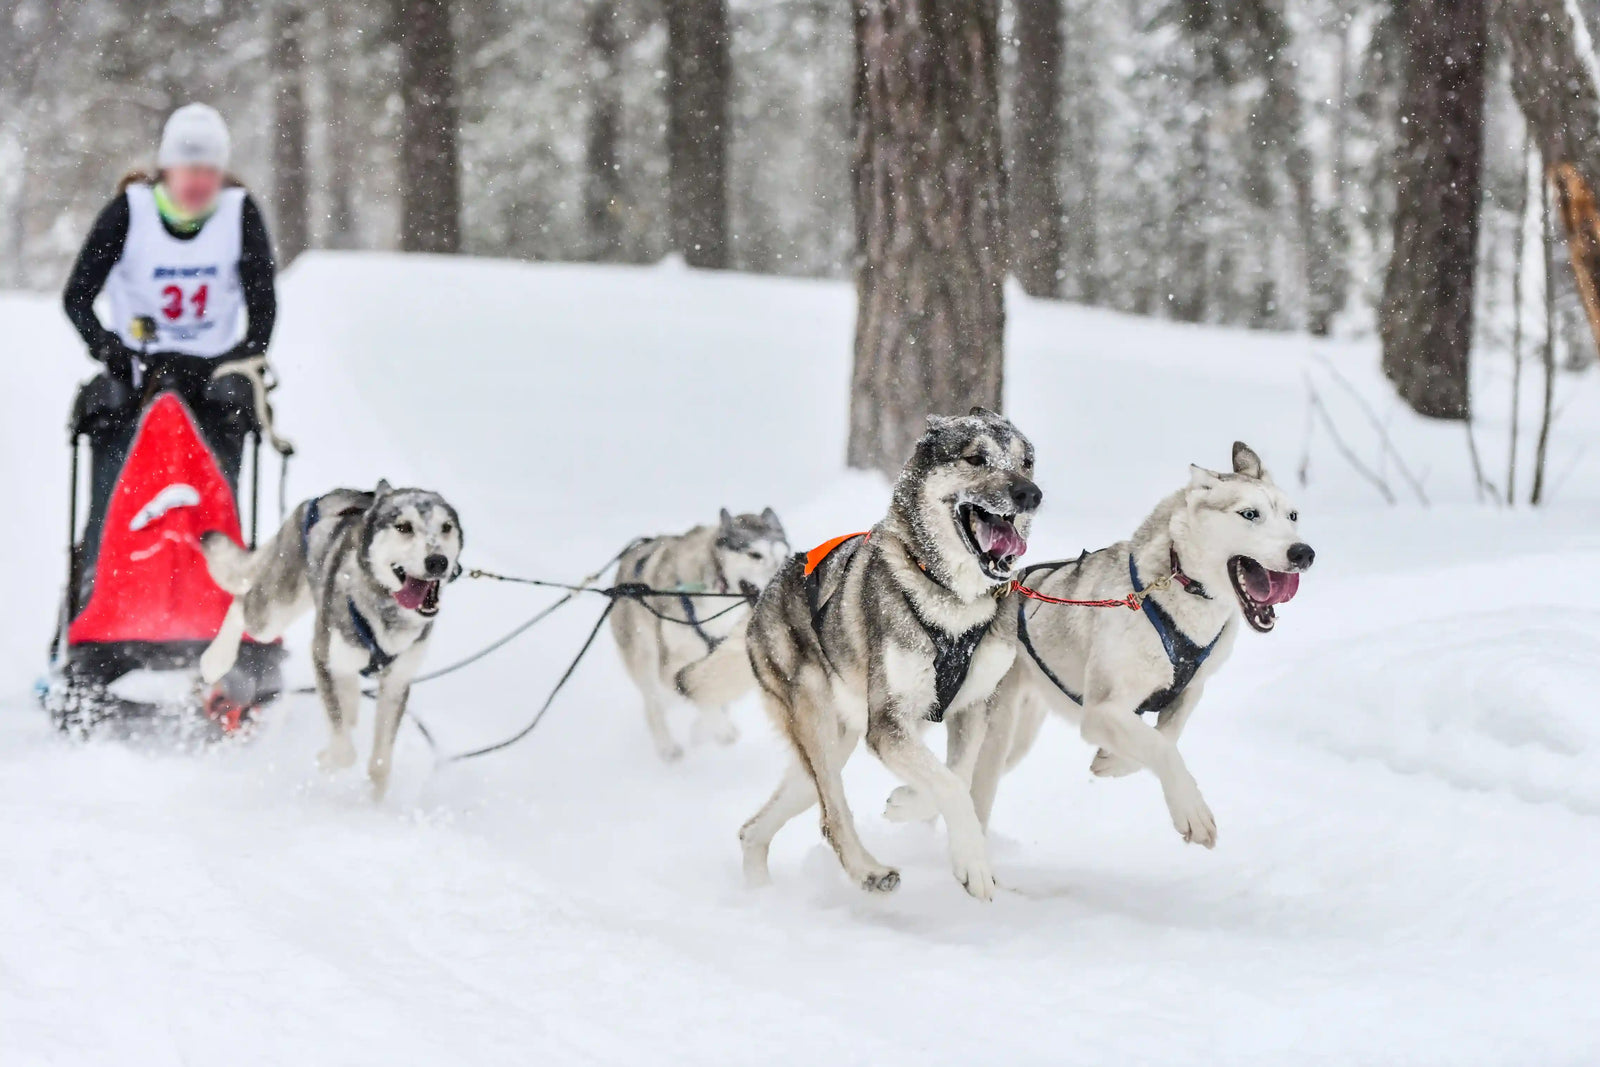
[1287,510,1298,522]
[747,551,763,561]
[395,521,414,535]
[441,521,454,535]
[1238,509,1260,522]
[963,454,986,467]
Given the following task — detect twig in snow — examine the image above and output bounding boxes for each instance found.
[1308,350,1430,505]
[1306,385,1398,505]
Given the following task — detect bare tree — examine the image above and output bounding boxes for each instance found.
[1011,0,1063,298]
[1378,0,1486,420]
[1497,0,1600,360]
[272,1,310,264]
[585,0,624,261]
[664,0,730,268]
[396,0,461,253]
[1532,172,1557,504]
[848,0,1007,475]
[321,3,358,250]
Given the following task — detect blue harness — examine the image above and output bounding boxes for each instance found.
[1016,554,1222,717]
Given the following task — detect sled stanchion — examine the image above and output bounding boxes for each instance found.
[249,433,261,549]
[66,436,80,620]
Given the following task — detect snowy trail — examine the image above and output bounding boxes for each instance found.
[4,257,1599,1065]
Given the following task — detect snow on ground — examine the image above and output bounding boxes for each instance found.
[3,255,1599,1065]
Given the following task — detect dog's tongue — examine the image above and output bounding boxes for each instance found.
[1253,569,1300,605]
[394,577,432,611]
[977,518,1028,560]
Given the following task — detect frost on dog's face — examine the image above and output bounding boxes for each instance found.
[1181,442,1314,633]
[713,507,790,596]
[900,407,1043,585]
[364,489,464,619]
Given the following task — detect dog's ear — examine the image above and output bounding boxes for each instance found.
[760,506,783,534]
[1189,464,1223,491]
[719,508,736,536]
[374,478,393,496]
[968,405,1001,420]
[1231,441,1265,480]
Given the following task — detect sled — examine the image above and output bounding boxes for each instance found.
[39,358,286,741]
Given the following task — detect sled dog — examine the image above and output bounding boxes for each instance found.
[609,508,789,761]
[893,442,1312,848]
[708,408,1041,899]
[199,481,464,797]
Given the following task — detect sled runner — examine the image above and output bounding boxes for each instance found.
[40,351,287,740]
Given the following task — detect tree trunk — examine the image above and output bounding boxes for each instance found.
[848,0,1007,475]
[272,2,309,265]
[396,0,461,254]
[1378,0,1486,421]
[586,0,624,261]
[663,0,730,269]
[1497,0,1600,363]
[322,2,358,250]
[1010,0,1063,298]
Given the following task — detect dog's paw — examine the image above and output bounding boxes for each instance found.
[883,785,938,824]
[859,866,901,894]
[368,763,391,801]
[692,711,740,747]
[1090,748,1139,778]
[654,737,685,763]
[318,735,357,772]
[1166,783,1217,849]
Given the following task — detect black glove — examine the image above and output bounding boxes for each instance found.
[95,341,140,386]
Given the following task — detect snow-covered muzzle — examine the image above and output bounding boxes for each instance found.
[956,500,1029,581]
[1227,556,1300,633]
[390,567,443,617]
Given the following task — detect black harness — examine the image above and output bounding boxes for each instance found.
[804,533,994,723]
[347,599,396,677]
[632,546,729,652]
[1016,553,1222,717]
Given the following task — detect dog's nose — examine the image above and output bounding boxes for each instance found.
[1010,479,1043,513]
[1287,543,1315,570]
[424,553,449,577]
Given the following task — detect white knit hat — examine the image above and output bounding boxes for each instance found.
[158,103,231,170]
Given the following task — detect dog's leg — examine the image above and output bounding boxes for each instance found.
[1091,681,1205,778]
[884,709,977,826]
[199,600,248,685]
[1079,684,1216,848]
[868,705,995,901]
[969,692,1016,832]
[738,757,817,887]
[692,704,741,747]
[641,682,683,763]
[313,655,361,773]
[368,647,422,800]
[779,689,895,893]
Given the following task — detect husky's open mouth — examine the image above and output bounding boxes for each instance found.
[1228,556,1300,633]
[956,502,1028,580]
[392,565,443,617]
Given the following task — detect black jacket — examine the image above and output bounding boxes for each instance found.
[63,189,277,363]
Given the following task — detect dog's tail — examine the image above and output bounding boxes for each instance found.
[200,531,257,595]
[675,631,755,708]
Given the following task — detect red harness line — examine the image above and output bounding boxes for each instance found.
[1009,580,1142,611]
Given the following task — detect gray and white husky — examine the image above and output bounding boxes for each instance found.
[685,409,1041,900]
[198,481,464,797]
[891,442,1312,849]
[609,509,789,762]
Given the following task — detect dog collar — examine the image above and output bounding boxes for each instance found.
[1169,546,1210,599]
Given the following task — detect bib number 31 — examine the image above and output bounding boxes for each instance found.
[161,283,208,321]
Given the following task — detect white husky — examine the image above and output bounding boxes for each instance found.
[888,442,1313,849]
